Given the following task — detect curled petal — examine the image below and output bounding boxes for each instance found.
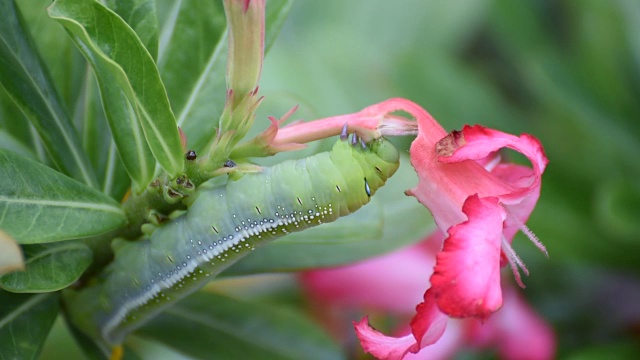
[354,290,448,360]
[437,125,548,203]
[430,195,505,319]
[409,289,448,351]
[354,317,417,360]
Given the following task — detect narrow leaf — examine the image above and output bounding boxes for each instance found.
[48,0,184,189]
[0,230,24,275]
[77,70,130,200]
[0,150,126,244]
[0,242,93,293]
[0,291,60,360]
[0,87,36,151]
[158,0,227,153]
[0,0,98,187]
[105,0,160,60]
[137,291,344,360]
[0,129,36,160]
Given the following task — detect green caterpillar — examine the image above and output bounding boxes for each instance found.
[66,135,400,346]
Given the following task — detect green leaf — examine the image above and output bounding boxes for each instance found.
[0,149,126,244]
[16,0,88,114]
[136,291,344,360]
[0,291,60,360]
[48,0,184,190]
[0,0,98,188]
[77,71,130,200]
[159,0,294,153]
[0,242,93,293]
[0,129,36,160]
[105,0,159,60]
[0,87,36,151]
[227,153,434,274]
[157,0,227,153]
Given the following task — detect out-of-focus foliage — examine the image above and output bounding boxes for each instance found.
[255,0,640,358]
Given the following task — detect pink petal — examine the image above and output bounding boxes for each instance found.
[354,290,449,360]
[437,125,548,204]
[354,317,418,360]
[468,287,556,360]
[300,241,435,313]
[403,320,464,360]
[409,289,449,350]
[407,110,515,232]
[430,195,505,319]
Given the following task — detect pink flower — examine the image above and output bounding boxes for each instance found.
[347,98,548,358]
[301,234,555,360]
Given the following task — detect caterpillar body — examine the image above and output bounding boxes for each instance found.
[67,136,400,345]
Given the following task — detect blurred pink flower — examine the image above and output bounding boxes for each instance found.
[301,233,555,360]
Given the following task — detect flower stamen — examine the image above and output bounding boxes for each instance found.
[504,205,549,258]
[501,236,528,288]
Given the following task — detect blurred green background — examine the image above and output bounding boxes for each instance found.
[257,0,640,358]
[35,0,640,358]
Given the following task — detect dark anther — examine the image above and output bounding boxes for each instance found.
[351,134,359,146]
[360,138,367,150]
[224,159,237,168]
[185,150,197,160]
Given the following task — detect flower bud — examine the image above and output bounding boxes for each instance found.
[224,0,265,105]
